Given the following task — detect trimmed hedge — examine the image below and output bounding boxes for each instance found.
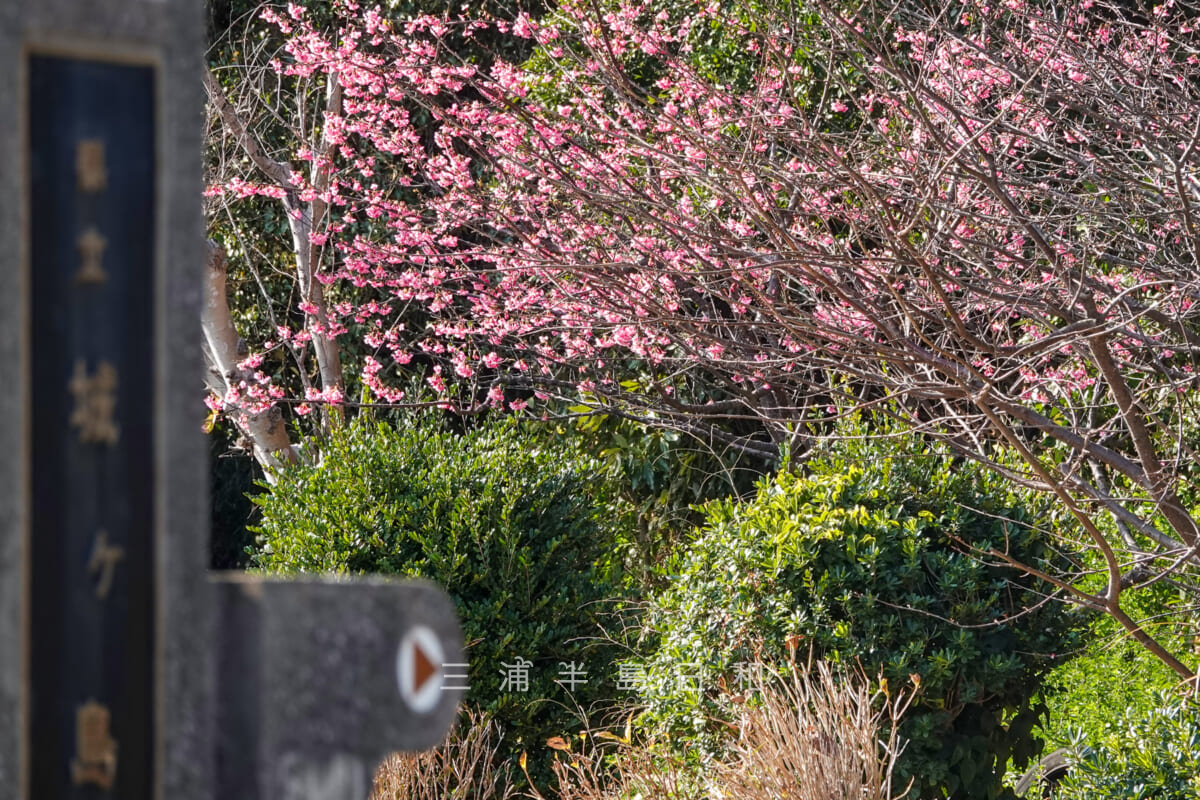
[250,416,628,784]
[638,449,1084,799]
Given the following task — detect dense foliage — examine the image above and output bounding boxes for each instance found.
[250,416,628,783]
[533,412,767,587]
[1055,696,1200,800]
[1037,584,1194,752]
[204,0,1200,679]
[638,446,1084,799]
[201,0,1200,794]
[209,422,261,569]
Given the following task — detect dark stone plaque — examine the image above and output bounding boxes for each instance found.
[213,578,466,800]
[9,36,461,800]
[28,55,156,800]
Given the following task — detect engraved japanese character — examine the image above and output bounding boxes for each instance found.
[615,662,646,692]
[71,700,117,789]
[75,227,108,285]
[499,656,533,693]
[556,661,588,691]
[76,139,108,193]
[87,530,125,600]
[69,360,119,445]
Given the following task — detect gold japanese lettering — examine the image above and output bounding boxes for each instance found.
[87,530,125,600]
[71,700,118,789]
[76,227,109,285]
[76,139,108,193]
[68,360,119,446]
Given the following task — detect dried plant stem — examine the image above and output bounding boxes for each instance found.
[551,661,915,800]
[372,710,517,800]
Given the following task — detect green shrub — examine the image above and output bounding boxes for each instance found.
[250,415,628,785]
[1055,695,1200,799]
[638,448,1084,800]
[532,412,766,588]
[1036,585,1191,753]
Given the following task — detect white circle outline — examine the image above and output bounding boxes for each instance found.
[396,626,444,715]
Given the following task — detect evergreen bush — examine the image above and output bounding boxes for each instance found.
[1055,695,1200,799]
[638,446,1084,799]
[251,415,628,784]
[1036,584,1191,753]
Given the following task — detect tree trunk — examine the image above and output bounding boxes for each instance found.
[201,240,297,480]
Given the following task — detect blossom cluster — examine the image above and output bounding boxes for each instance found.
[210,0,1200,442]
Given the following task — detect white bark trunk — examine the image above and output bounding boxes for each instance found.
[202,240,298,480]
[204,67,345,431]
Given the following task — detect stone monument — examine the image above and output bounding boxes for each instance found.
[0,3,466,798]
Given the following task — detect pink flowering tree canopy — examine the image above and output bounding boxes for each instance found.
[205,0,1200,677]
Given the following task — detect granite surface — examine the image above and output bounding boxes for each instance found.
[0,2,209,798]
[214,577,466,800]
[0,2,24,794]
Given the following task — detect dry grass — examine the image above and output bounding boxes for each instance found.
[715,660,912,800]
[546,661,914,800]
[543,731,711,800]
[372,710,517,800]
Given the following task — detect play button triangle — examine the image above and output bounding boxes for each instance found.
[413,640,437,693]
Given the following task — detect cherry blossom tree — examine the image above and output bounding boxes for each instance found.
[205,0,1200,679]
